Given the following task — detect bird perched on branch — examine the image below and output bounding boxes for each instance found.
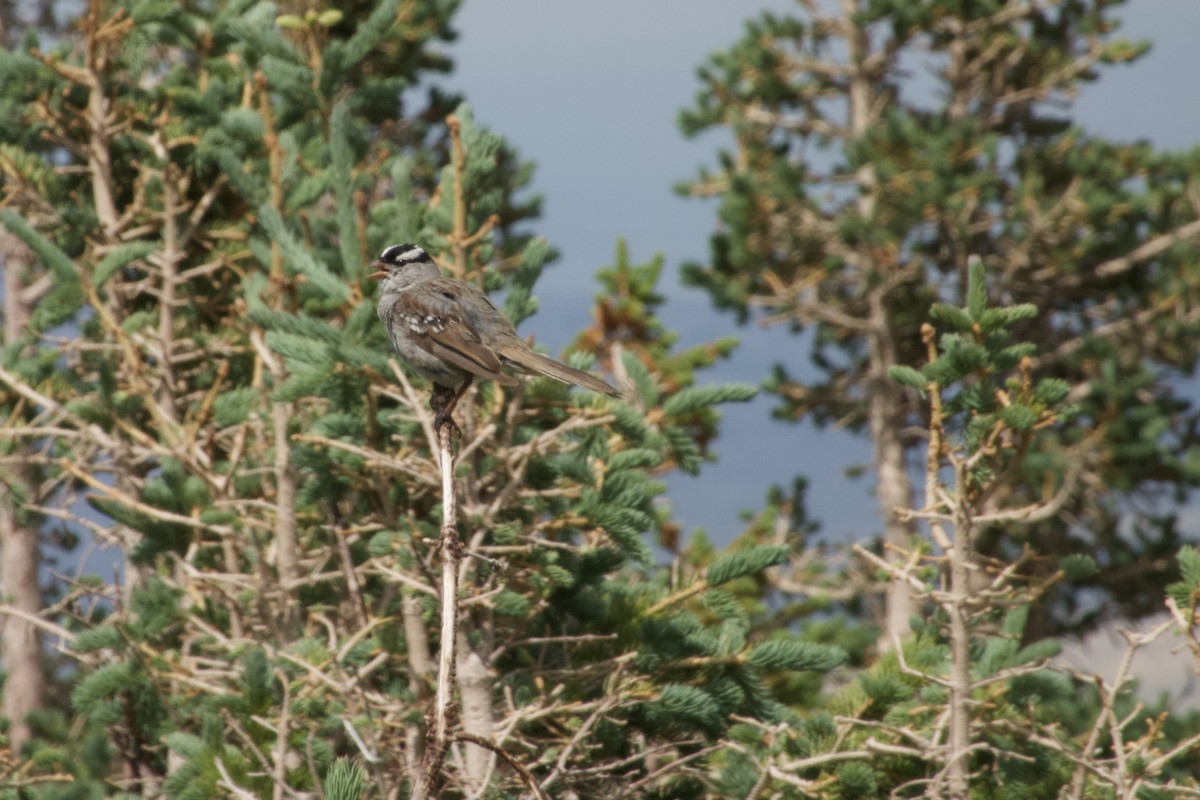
[370,243,620,431]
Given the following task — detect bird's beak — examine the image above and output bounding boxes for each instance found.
[368,262,387,280]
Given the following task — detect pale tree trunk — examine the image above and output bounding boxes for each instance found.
[867,288,916,647]
[456,617,495,791]
[842,0,916,647]
[945,475,972,799]
[0,230,46,754]
[403,590,433,782]
[0,485,41,754]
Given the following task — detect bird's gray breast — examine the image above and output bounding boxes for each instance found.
[377,289,470,387]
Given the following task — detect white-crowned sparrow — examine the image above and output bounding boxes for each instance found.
[370,243,619,428]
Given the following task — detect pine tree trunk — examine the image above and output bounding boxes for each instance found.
[946,489,972,799]
[0,484,43,754]
[403,590,433,781]
[867,287,915,647]
[457,619,495,789]
[843,0,916,646]
[1,230,45,753]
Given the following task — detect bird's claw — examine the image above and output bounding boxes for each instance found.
[430,383,464,442]
[432,411,461,441]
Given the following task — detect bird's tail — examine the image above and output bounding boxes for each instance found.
[500,345,621,398]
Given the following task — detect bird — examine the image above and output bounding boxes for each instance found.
[370,243,620,430]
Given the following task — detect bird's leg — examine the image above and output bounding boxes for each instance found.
[429,383,458,437]
[430,376,472,438]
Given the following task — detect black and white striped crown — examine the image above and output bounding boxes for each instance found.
[378,243,432,267]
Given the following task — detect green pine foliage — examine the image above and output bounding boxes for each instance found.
[680,0,1200,639]
[684,259,1200,798]
[324,758,369,800]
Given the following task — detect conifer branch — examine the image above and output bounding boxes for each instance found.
[412,421,463,800]
[446,114,468,280]
[945,463,973,800]
[80,5,119,239]
[645,581,708,616]
[252,70,301,635]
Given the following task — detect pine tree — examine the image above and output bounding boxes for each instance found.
[691,259,1200,798]
[0,0,834,795]
[680,0,1200,644]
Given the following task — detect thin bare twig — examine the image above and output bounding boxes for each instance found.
[456,732,549,800]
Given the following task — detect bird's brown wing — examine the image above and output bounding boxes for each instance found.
[392,281,519,386]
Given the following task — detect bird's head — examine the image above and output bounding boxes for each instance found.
[369,243,440,289]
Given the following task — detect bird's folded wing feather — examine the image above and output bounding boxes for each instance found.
[392,282,519,386]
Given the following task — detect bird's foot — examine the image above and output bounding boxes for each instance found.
[430,383,464,442]
[432,410,461,441]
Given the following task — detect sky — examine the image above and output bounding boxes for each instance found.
[438,0,1200,547]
